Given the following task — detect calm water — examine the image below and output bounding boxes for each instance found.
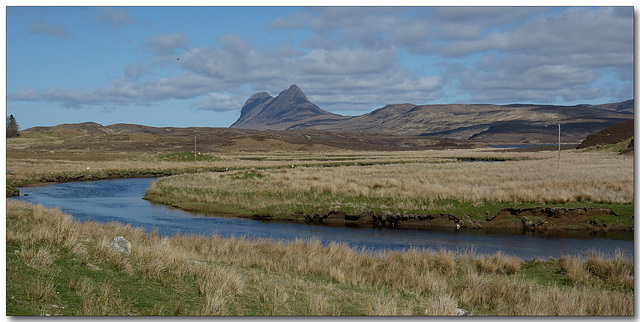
[487,144,556,149]
[15,177,634,260]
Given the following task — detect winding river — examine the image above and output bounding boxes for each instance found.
[15,177,633,260]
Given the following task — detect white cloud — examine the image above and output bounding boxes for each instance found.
[449,60,607,104]
[267,6,632,105]
[439,7,632,58]
[192,93,243,112]
[124,63,146,80]
[93,7,135,28]
[432,7,633,103]
[144,32,192,56]
[28,20,74,38]
[8,87,39,101]
[300,47,397,75]
[8,7,633,114]
[8,31,444,112]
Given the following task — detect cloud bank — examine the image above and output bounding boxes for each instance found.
[9,7,633,114]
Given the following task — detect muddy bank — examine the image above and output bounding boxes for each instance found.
[144,190,631,233]
[293,207,631,232]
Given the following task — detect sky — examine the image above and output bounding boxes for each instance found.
[3,5,636,130]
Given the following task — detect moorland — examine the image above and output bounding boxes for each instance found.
[5,123,634,316]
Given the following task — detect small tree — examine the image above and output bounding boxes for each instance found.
[6,114,19,138]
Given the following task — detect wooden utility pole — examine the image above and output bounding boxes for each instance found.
[558,123,561,170]
[194,136,197,167]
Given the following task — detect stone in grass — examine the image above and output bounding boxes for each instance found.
[110,236,131,254]
[424,308,468,316]
[456,308,468,316]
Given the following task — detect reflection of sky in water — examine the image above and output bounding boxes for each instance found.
[16,177,634,260]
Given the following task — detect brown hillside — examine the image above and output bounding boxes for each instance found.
[230,85,633,144]
[21,123,481,154]
[576,119,634,150]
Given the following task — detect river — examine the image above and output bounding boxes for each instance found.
[15,177,633,260]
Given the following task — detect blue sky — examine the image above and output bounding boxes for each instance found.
[4,5,635,130]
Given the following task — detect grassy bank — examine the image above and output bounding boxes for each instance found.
[144,150,633,229]
[6,139,435,192]
[6,200,634,316]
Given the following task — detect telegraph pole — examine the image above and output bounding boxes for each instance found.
[194,136,197,167]
[558,123,561,170]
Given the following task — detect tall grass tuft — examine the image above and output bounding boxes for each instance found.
[26,277,56,302]
[81,282,135,316]
[582,249,634,290]
[307,292,340,316]
[424,292,459,316]
[6,200,634,316]
[559,255,590,286]
[18,245,55,268]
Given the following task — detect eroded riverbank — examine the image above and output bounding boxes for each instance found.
[15,177,633,261]
[146,192,633,232]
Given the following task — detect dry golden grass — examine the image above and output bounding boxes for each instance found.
[6,200,634,316]
[424,292,460,315]
[8,131,634,316]
[558,256,591,286]
[148,149,633,219]
[9,135,633,207]
[18,245,55,268]
[558,249,634,290]
[6,148,412,188]
[582,250,634,289]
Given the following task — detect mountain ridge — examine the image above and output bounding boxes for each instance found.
[229,85,634,143]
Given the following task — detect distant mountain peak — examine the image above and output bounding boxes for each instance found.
[248,91,272,100]
[230,85,347,130]
[282,84,306,98]
[229,87,633,143]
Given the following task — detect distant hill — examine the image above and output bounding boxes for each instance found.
[23,123,480,152]
[230,85,634,144]
[576,119,634,152]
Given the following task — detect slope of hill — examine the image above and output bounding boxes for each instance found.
[230,85,633,144]
[22,123,480,152]
[576,119,634,153]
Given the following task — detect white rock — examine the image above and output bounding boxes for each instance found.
[456,308,468,316]
[110,236,131,254]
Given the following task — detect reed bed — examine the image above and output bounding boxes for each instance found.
[6,148,428,188]
[6,200,633,316]
[147,150,633,218]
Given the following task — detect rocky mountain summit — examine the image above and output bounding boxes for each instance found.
[230,85,633,144]
[230,85,349,130]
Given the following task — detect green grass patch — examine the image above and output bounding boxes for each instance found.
[586,213,634,229]
[518,258,568,287]
[157,151,217,162]
[580,137,634,154]
[6,240,203,316]
[231,170,264,180]
[455,156,516,162]
[6,184,20,197]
